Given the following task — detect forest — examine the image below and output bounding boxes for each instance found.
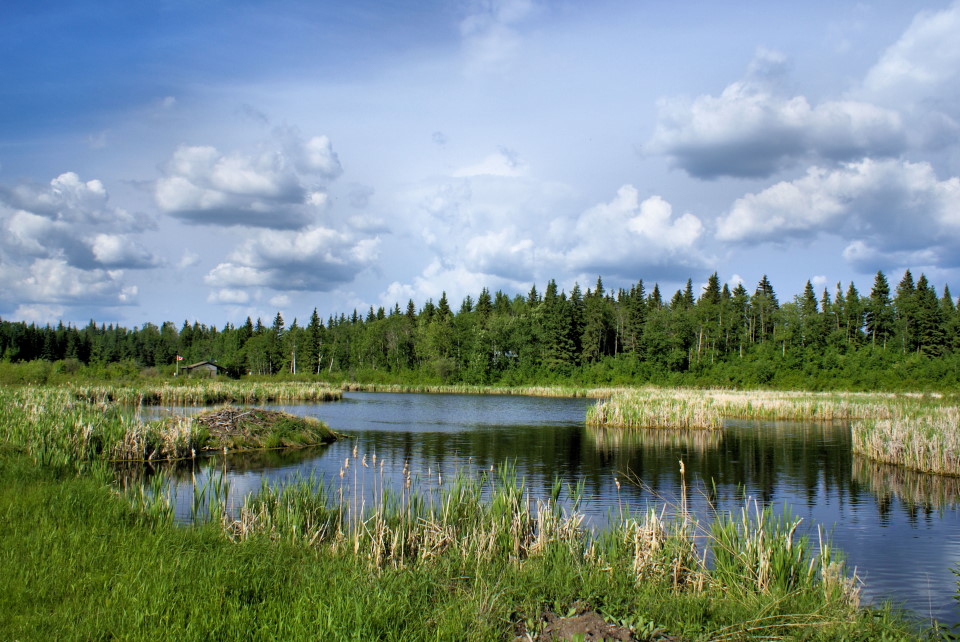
[2,269,959,390]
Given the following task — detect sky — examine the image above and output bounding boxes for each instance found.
[2,0,959,328]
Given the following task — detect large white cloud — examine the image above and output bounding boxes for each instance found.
[2,172,152,232]
[860,0,960,136]
[650,2,960,181]
[0,258,137,307]
[155,129,342,229]
[563,187,708,279]
[0,172,158,312]
[90,234,162,269]
[717,158,960,270]
[204,226,380,293]
[382,151,711,306]
[649,50,907,179]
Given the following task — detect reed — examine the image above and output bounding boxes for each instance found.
[340,382,619,398]
[587,392,723,430]
[851,404,960,476]
[586,387,945,428]
[0,386,338,466]
[1,453,919,641]
[186,453,860,616]
[74,380,342,406]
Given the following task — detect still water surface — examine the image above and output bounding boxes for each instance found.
[165,392,960,626]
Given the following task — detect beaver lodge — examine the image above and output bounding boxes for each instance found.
[193,407,339,451]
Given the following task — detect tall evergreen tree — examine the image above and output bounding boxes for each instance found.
[914,274,945,356]
[866,271,894,348]
[894,270,917,353]
[751,275,779,343]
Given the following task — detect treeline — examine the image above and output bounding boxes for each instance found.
[2,269,960,390]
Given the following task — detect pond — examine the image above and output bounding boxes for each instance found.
[159,391,960,626]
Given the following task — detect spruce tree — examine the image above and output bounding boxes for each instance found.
[914,275,945,356]
[894,270,917,353]
[866,271,893,348]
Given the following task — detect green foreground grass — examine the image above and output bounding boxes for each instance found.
[0,381,950,639]
[0,455,925,641]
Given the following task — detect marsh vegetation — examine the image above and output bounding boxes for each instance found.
[1,380,956,638]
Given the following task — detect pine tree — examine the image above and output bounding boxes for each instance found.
[894,270,917,353]
[731,283,749,357]
[541,279,575,371]
[844,282,863,346]
[914,275,945,356]
[799,280,821,347]
[695,273,722,363]
[751,275,779,343]
[866,271,894,348]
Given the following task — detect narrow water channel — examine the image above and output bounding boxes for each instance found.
[157,392,960,626]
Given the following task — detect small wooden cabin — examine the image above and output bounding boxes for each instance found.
[179,361,225,377]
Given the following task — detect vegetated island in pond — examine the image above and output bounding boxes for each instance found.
[122,406,340,462]
[191,407,340,452]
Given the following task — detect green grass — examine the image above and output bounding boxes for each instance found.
[0,386,339,465]
[0,455,925,641]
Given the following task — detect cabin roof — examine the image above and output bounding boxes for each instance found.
[182,360,224,370]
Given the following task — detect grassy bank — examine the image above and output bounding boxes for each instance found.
[0,454,925,641]
[340,381,617,398]
[75,380,342,406]
[0,386,338,465]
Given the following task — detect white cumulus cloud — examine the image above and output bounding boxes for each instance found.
[649,49,907,179]
[155,128,342,229]
[564,187,708,279]
[0,172,157,314]
[717,158,960,270]
[204,226,380,295]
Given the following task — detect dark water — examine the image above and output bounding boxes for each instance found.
[164,392,960,626]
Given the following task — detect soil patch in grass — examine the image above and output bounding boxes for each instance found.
[514,604,681,641]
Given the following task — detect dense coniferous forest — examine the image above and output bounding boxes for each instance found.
[3,270,960,390]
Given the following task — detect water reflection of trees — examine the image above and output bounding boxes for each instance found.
[852,455,959,522]
[578,420,856,508]
[336,420,860,516]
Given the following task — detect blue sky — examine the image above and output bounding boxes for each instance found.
[2,0,959,327]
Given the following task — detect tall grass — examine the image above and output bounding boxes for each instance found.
[340,382,619,398]
[75,380,342,406]
[125,453,902,639]
[585,387,932,430]
[588,389,960,476]
[851,404,960,476]
[0,387,337,465]
[190,455,859,605]
[588,392,724,429]
[2,453,920,641]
